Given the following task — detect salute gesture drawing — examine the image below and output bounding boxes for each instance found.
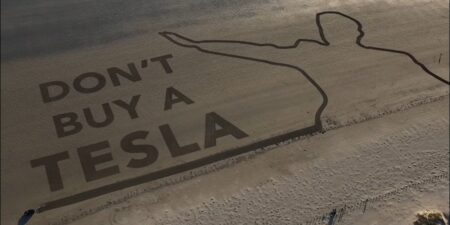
[160,11,449,132]
[14,11,450,224]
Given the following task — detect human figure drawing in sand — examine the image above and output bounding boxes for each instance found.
[160,11,448,130]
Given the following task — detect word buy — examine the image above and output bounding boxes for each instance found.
[31,54,248,192]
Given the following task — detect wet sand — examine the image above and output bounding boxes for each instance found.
[1,0,449,224]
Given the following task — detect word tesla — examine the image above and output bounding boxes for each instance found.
[30,54,249,192]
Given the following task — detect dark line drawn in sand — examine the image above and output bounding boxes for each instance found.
[30,11,448,217]
[162,11,449,86]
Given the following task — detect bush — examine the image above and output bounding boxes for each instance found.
[414,210,448,225]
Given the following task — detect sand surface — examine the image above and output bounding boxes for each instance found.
[1,0,449,224]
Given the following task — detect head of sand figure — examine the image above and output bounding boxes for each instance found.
[317,12,363,45]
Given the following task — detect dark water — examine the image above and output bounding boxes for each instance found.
[1,0,270,61]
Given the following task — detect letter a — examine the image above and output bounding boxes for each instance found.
[164,86,194,110]
[204,112,248,148]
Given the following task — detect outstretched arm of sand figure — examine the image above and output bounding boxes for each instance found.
[160,31,285,62]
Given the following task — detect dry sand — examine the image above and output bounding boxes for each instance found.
[1,0,449,224]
